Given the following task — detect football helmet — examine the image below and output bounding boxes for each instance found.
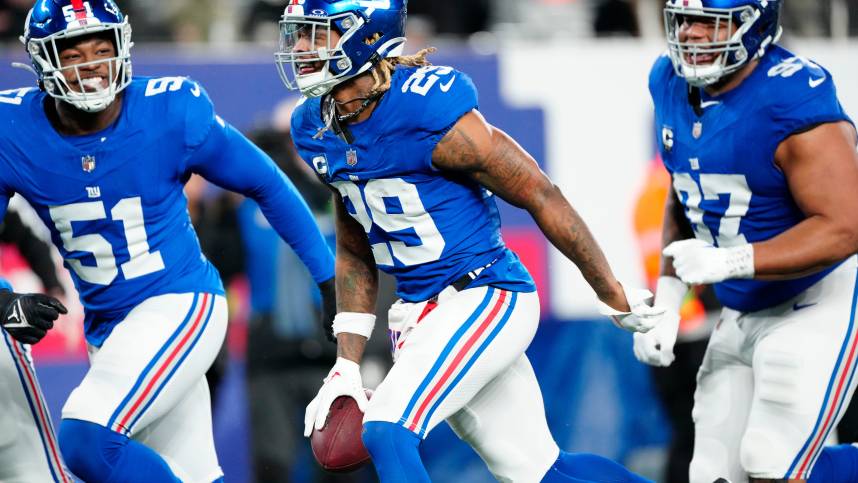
[275,0,407,98]
[664,0,782,87]
[23,0,132,112]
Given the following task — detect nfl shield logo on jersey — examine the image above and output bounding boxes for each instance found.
[346,149,358,166]
[81,155,96,173]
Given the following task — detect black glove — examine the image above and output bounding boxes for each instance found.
[0,290,68,345]
[318,277,337,343]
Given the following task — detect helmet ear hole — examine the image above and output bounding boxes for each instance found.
[364,32,383,46]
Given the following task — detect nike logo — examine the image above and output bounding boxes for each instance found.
[793,302,818,311]
[809,76,826,88]
[439,76,457,92]
[700,100,721,109]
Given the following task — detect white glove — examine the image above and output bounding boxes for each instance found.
[663,239,754,285]
[597,286,665,333]
[303,357,369,437]
[633,276,687,367]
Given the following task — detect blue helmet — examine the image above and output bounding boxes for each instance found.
[275,0,407,98]
[23,0,132,112]
[663,0,782,86]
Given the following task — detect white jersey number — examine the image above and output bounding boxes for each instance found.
[333,179,445,266]
[401,66,456,96]
[49,197,165,285]
[0,88,34,106]
[672,173,751,247]
[144,77,201,98]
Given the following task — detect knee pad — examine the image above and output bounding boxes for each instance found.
[739,428,790,478]
[59,419,127,482]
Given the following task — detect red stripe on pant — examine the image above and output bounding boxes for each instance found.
[407,290,508,432]
[796,324,858,476]
[11,340,69,483]
[116,293,210,432]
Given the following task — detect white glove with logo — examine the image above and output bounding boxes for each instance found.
[633,276,687,367]
[663,239,754,285]
[303,357,369,437]
[597,286,665,333]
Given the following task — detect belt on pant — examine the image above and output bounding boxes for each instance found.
[430,259,497,302]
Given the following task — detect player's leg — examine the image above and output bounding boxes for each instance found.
[133,377,221,482]
[688,308,755,483]
[447,354,650,483]
[808,444,858,483]
[362,286,539,481]
[58,292,227,482]
[0,331,70,483]
[741,262,858,482]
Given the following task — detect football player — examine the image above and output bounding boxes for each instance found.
[0,1,336,481]
[0,278,70,483]
[637,1,858,482]
[276,1,673,481]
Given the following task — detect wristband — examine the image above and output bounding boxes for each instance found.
[725,244,755,279]
[654,276,689,312]
[332,312,376,339]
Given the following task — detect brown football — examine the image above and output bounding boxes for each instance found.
[310,390,373,473]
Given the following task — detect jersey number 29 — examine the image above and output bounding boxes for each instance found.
[334,179,445,266]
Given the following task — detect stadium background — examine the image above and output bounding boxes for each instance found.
[0,0,857,481]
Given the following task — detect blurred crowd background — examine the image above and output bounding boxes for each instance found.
[2,0,858,46]
[0,1,857,483]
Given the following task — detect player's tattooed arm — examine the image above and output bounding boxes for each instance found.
[433,110,628,310]
[333,194,378,362]
[660,190,695,278]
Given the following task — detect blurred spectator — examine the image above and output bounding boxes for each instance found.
[0,0,31,44]
[0,207,65,299]
[781,0,832,37]
[633,157,716,483]
[242,0,286,43]
[594,0,640,37]
[410,0,490,36]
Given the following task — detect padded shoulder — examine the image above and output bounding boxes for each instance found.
[760,47,851,140]
[387,65,479,136]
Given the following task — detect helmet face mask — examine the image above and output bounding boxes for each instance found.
[275,0,407,98]
[24,0,133,113]
[663,0,782,87]
[276,12,359,98]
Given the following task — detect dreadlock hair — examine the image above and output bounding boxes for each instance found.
[366,34,436,94]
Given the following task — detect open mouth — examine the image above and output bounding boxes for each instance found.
[684,52,717,65]
[297,61,323,75]
[72,75,109,93]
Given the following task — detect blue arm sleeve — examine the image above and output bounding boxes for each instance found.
[185,119,335,284]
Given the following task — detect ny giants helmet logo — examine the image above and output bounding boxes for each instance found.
[62,1,93,23]
[285,0,305,16]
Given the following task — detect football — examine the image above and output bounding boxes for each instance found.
[310,390,373,472]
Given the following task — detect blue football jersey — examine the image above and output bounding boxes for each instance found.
[291,65,535,302]
[650,46,854,312]
[0,76,334,346]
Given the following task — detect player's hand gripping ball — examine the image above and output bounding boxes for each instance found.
[310,389,373,472]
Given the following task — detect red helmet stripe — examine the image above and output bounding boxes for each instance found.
[71,0,88,20]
